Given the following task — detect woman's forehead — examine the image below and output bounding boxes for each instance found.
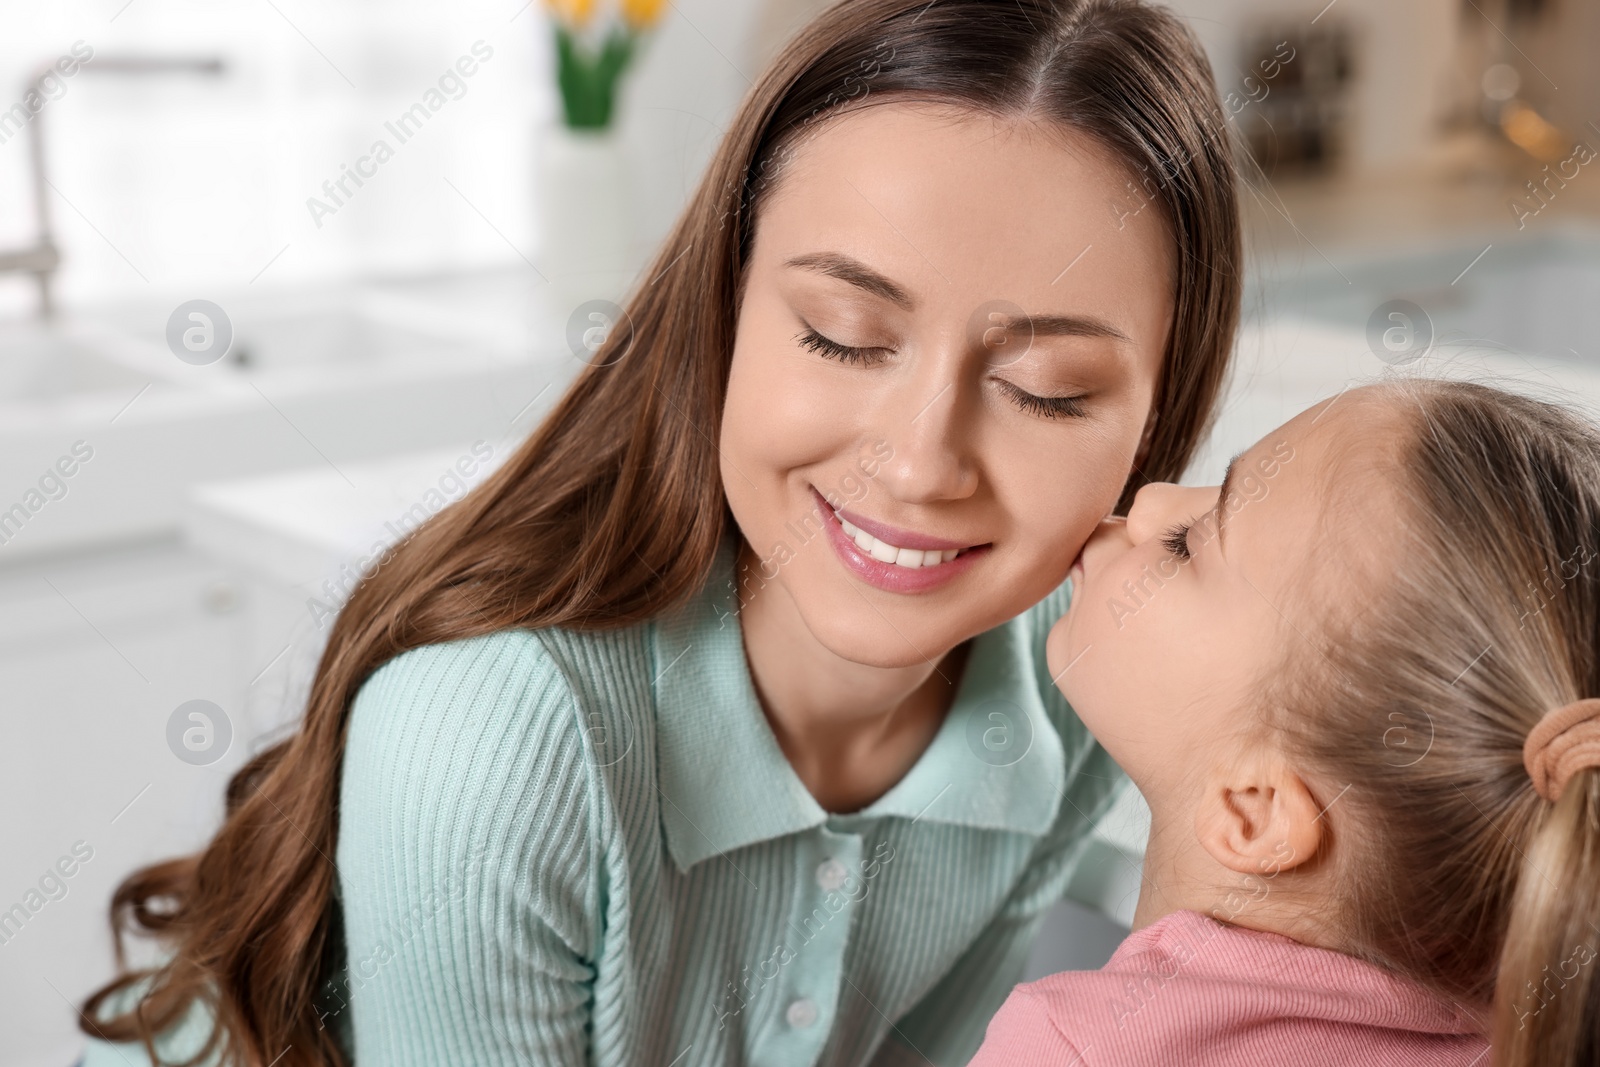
[751,101,1176,332]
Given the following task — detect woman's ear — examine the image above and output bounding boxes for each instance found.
[1193,755,1324,879]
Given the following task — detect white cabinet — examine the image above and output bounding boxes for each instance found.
[0,540,255,1067]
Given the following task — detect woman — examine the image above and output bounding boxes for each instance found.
[80,0,1241,1064]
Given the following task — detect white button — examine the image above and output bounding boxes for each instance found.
[786,998,819,1028]
[815,858,847,892]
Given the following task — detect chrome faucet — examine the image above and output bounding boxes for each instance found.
[0,55,225,319]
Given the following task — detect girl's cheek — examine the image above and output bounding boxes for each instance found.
[1044,616,1069,678]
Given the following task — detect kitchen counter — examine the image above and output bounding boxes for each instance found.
[1244,130,1600,266]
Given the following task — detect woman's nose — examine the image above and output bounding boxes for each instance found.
[1124,481,1221,546]
[873,368,979,505]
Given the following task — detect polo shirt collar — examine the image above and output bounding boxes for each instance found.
[651,537,1066,872]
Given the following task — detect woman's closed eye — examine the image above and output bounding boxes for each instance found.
[797,327,888,365]
[796,327,1090,419]
[992,379,1089,419]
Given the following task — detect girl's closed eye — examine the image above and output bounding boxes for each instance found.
[1161,520,1193,560]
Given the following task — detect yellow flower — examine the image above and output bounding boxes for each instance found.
[543,0,596,30]
[621,0,667,30]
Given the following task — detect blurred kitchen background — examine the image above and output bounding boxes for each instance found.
[3,0,1599,1062]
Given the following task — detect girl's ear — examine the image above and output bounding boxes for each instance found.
[1193,756,1324,879]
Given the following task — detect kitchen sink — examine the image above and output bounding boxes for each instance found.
[0,322,159,406]
[222,309,458,370]
[0,278,568,561]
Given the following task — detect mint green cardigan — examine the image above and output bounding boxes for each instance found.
[81,539,1124,1067]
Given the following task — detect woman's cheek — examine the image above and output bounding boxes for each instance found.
[727,339,873,469]
[1035,480,1117,577]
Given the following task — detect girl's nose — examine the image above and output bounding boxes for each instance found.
[1124,481,1221,546]
[1078,514,1131,563]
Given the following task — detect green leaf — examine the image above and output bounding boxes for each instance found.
[549,23,642,129]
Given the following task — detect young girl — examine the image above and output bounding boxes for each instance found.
[972,378,1600,1066]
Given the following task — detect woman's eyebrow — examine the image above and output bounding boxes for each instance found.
[785,252,914,309]
[784,251,1132,342]
[992,312,1133,344]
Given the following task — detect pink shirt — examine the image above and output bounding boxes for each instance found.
[970,910,1489,1067]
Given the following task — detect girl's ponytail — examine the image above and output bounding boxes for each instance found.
[1495,769,1600,1066]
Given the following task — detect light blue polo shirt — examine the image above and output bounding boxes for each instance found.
[79,537,1124,1067]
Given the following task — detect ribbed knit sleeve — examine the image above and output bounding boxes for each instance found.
[967,988,1088,1067]
[335,630,601,1066]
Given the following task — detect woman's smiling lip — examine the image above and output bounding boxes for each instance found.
[812,487,991,594]
[822,490,980,551]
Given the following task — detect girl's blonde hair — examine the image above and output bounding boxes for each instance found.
[1266,379,1600,1067]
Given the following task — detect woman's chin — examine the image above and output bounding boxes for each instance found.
[797,601,968,670]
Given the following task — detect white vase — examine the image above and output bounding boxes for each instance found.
[535,124,638,322]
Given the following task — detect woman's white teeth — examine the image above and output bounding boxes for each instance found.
[836,516,962,568]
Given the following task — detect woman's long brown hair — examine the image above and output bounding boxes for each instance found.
[80,1,1241,1063]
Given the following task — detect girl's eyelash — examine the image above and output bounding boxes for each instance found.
[1161,520,1193,560]
[796,328,885,365]
[994,379,1089,419]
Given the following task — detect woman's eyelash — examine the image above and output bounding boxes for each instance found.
[797,330,1088,419]
[994,379,1089,419]
[796,328,884,365]
[1161,521,1193,560]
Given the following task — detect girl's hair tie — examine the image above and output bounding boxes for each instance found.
[1523,698,1600,802]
